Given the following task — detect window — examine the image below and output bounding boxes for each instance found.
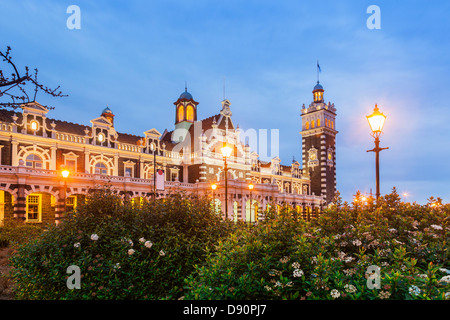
[95,162,108,175]
[311,120,315,128]
[25,154,43,169]
[178,105,184,122]
[317,118,321,127]
[66,196,76,213]
[26,194,41,221]
[305,122,309,130]
[66,160,76,172]
[186,105,194,121]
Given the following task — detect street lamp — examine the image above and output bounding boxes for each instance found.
[211,183,217,214]
[366,104,389,202]
[248,183,254,226]
[221,143,232,219]
[61,168,70,213]
[150,143,157,199]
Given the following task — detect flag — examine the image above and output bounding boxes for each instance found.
[156,169,165,190]
[317,61,321,73]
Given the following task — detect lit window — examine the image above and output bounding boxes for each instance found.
[25,154,43,169]
[317,118,321,127]
[95,162,108,175]
[311,120,315,128]
[26,194,41,221]
[305,122,309,130]
[66,196,76,213]
[186,105,194,121]
[178,105,184,122]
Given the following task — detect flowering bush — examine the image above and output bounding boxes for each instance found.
[10,187,234,299]
[184,189,450,300]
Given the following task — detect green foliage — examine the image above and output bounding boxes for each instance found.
[7,187,450,300]
[10,187,234,300]
[184,188,450,300]
[0,219,43,247]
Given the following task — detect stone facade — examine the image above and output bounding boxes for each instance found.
[0,82,336,225]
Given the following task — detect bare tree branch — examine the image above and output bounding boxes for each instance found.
[0,46,67,110]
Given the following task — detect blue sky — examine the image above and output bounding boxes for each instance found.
[1,0,449,204]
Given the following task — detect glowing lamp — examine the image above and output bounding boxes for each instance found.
[367,104,386,137]
[61,169,70,179]
[211,183,217,190]
[221,145,232,158]
[30,121,38,131]
[248,183,254,190]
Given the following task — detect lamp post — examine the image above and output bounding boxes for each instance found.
[211,183,217,214]
[248,183,254,226]
[150,143,156,199]
[366,104,388,202]
[61,168,70,213]
[221,143,232,219]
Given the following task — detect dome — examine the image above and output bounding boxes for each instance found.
[179,89,193,100]
[102,107,113,114]
[313,81,323,91]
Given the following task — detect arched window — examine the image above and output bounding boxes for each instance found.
[94,162,108,175]
[186,105,194,122]
[311,120,315,128]
[317,118,321,127]
[325,119,329,127]
[25,154,43,169]
[178,105,184,122]
[305,122,309,130]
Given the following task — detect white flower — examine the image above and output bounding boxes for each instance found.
[144,241,153,248]
[440,275,450,284]
[330,289,340,299]
[445,292,450,300]
[344,284,357,293]
[291,261,301,269]
[264,285,272,291]
[416,274,428,279]
[352,239,362,246]
[439,268,450,274]
[388,228,397,233]
[139,237,146,243]
[293,269,304,278]
[431,224,443,230]
[408,285,421,296]
[114,263,121,269]
[90,234,99,241]
[344,256,354,263]
[274,281,282,288]
[128,249,135,255]
[159,250,165,256]
[74,242,81,248]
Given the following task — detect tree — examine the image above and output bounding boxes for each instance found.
[0,46,66,109]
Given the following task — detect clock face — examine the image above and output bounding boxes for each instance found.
[310,153,316,160]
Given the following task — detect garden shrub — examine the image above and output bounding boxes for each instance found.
[10,187,234,299]
[184,189,450,300]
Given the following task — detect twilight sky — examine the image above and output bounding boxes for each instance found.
[1,0,449,204]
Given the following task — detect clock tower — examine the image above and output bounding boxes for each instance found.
[300,81,338,204]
